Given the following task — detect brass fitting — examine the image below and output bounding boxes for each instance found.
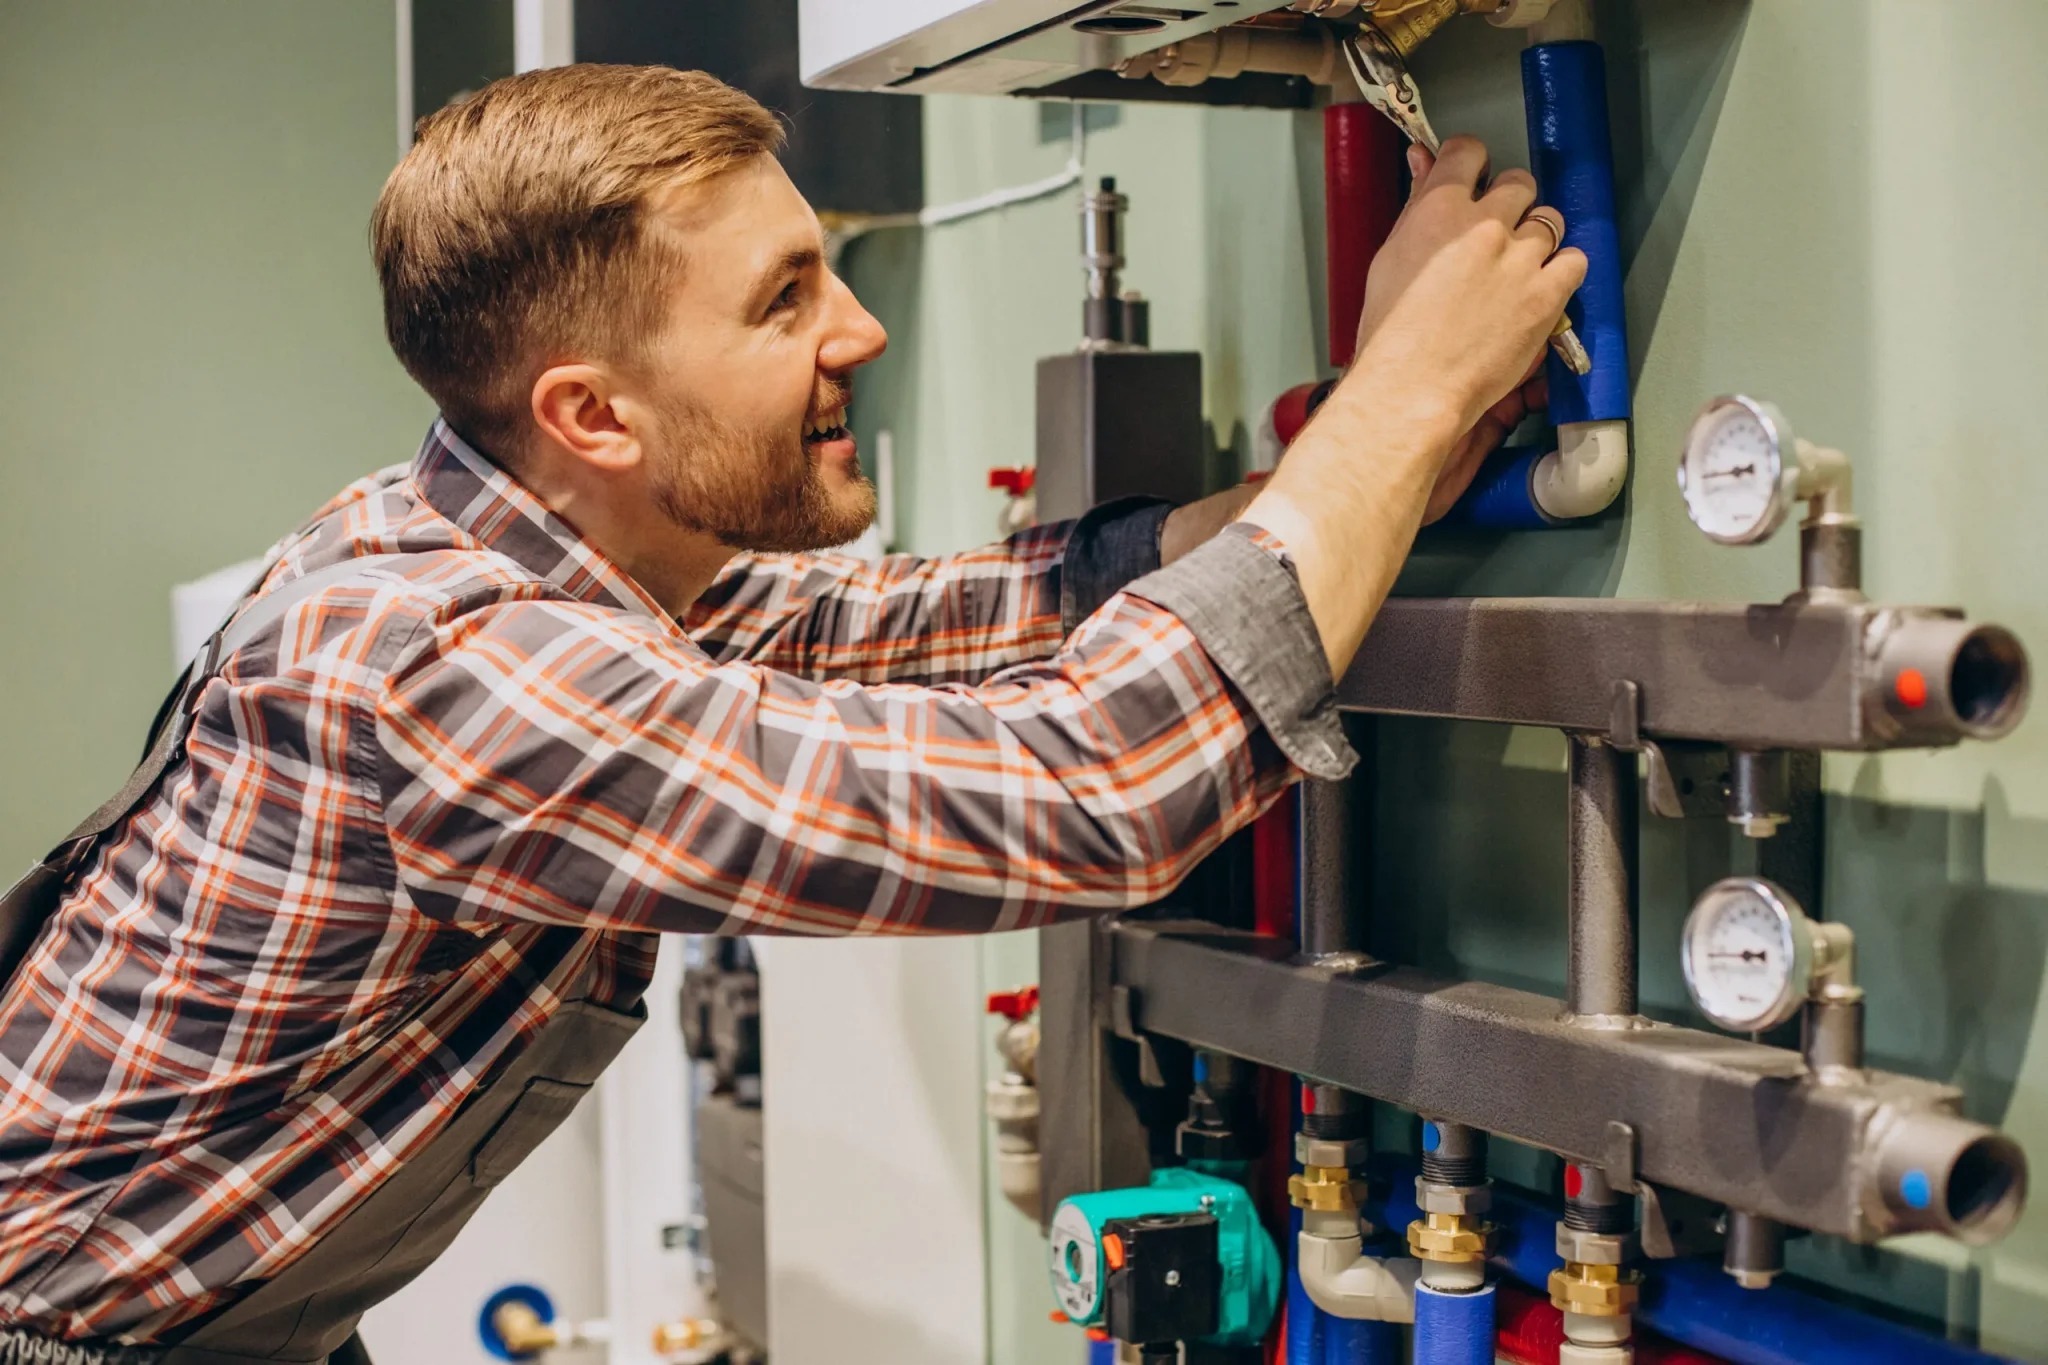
[492,1302,559,1355]
[651,1318,722,1354]
[1406,1210,1492,1264]
[1547,1261,1642,1317]
[1288,1164,1359,1213]
[1367,0,1505,56]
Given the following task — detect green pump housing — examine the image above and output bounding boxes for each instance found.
[1047,1168,1280,1347]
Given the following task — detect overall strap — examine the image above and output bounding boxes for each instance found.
[0,555,407,984]
[63,556,408,859]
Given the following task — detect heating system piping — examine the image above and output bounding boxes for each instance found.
[1254,0,1631,530]
[1035,8,2031,1364]
[1451,0,1631,527]
[1364,1159,2029,1365]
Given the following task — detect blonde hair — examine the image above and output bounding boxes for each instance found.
[372,64,784,459]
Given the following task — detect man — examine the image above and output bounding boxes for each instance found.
[0,65,1579,1362]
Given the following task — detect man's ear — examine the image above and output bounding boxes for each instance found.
[531,364,642,473]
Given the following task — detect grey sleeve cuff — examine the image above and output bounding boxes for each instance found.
[1122,524,1358,781]
[1059,497,1176,634]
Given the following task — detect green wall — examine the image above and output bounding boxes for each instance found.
[0,1,435,877]
[845,0,2048,1357]
[842,90,1326,1365]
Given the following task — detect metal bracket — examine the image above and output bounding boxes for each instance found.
[1601,1120,1639,1191]
[1608,684,1733,819]
[1608,680,1644,752]
[1638,1182,1729,1260]
[1109,984,1168,1088]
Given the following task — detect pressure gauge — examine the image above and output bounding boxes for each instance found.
[1680,877,1815,1033]
[1678,396,1803,545]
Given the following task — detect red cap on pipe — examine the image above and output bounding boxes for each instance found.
[1269,381,1323,449]
[1323,103,1407,370]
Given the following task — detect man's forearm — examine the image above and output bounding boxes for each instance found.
[1240,382,1458,676]
[1160,482,1263,568]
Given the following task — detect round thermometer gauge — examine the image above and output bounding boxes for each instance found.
[1681,877,1814,1033]
[1678,396,1801,544]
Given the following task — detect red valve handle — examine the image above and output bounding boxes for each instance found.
[986,985,1040,1021]
[988,467,1037,495]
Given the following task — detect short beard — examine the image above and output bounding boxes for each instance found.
[648,396,876,554]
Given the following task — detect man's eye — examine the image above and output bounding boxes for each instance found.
[768,280,800,315]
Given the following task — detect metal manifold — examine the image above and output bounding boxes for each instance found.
[1040,579,2034,1309]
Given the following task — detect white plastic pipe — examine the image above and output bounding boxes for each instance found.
[1532,419,1630,521]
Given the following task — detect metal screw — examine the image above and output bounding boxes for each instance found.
[1165,1270,1181,1287]
[1200,1195,1216,1210]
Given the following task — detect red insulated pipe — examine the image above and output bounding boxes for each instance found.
[1494,1282,1728,1365]
[1322,101,1407,369]
[1249,792,1297,1365]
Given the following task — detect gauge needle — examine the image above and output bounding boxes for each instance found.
[1705,465,1757,480]
[1708,951,1770,962]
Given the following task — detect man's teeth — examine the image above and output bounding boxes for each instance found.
[805,407,847,439]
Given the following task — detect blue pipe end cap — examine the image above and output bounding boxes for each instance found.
[478,1283,555,1361]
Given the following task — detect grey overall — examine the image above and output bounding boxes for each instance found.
[0,558,645,1364]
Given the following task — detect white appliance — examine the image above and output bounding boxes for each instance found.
[798,0,1261,95]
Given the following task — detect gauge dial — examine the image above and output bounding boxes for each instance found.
[1679,396,1798,544]
[1681,877,1814,1033]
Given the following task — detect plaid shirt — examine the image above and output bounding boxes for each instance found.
[0,422,1351,1340]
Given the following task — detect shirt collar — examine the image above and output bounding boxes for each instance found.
[411,419,677,629]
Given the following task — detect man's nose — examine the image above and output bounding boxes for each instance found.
[818,273,888,374]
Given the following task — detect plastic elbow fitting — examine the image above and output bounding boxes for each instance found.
[1296,1226,1419,1322]
[1532,419,1629,520]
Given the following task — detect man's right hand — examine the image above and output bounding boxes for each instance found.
[1240,134,1586,685]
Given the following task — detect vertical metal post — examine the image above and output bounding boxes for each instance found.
[1297,778,1365,963]
[1565,734,1638,1021]
[1297,714,1372,965]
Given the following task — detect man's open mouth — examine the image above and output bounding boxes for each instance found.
[804,404,849,445]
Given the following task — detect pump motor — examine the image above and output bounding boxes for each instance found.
[1048,1168,1279,1349]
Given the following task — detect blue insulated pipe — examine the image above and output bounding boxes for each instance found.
[1413,1282,1496,1365]
[1452,35,1631,528]
[1445,447,1559,529]
[1524,39,1630,429]
[1367,1160,2025,1365]
[1321,1312,1400,1364]
[1287,1208,1325,1365]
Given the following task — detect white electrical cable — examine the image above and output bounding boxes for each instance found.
[922,100,1087,226]
[834,103,1087,249]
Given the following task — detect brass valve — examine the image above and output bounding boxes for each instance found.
[1364,0,1503,56]
[1287,1164,1360,1213]
[1406,1210,1493,1264]
[651,1318,722,1355]
[492,1302,560,1355]
[1548,1261,1642,1317]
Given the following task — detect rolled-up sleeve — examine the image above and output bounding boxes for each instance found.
[372,521,1348,936]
